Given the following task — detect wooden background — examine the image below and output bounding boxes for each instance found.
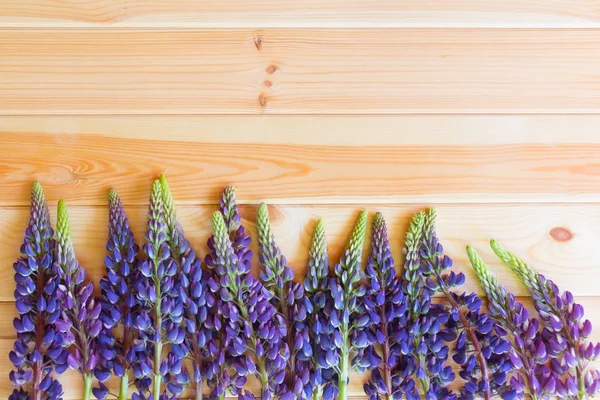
[2,1,600,398]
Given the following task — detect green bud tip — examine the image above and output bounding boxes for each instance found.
[31,182,47,210]
[257,202,272,243]
[212,211,228,241]
[108,188,118,204]
[57,199,72,243]
[159,174,176,227]
[347,210,368,251]
[373,212,385,227]
[310,218,327,255]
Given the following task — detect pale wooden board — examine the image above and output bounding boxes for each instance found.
[7,115,600,145]
[2,203,600,302]
[2,128,600,205]
[4,29,600,114]
[4,296,600,399]
[1,0,600,28]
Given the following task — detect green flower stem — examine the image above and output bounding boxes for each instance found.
[338,326,350,400]
[118,373,129,400]
[82,373,93,400]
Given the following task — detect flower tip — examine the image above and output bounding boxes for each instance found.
[32,181,43,194]
[107,188,118,203]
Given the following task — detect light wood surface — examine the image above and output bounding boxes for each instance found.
[3,29,600,114]
[1,0,600,28]
[3,0,600,398]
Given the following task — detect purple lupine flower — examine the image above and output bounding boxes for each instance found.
[207,188,289,400]
[419,210,516,400]
[257,203,311,399]
[159,175,204,399]
[303,219,337,400]
[133,180,185,400]
[468,245,559,400]
[359,212,410,400]
[9,182,65,400]
[323,211,368,400]
[93,188,142,400]
[203,187,258,399]
[54,199,103,400]
[491,240,600,399]
[400,210,456,400]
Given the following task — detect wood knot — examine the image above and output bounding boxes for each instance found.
[263,80,272,88]
[254,37,262,51]
[266,65,278,74]
[550,226,573,242]
[258,93,267,107]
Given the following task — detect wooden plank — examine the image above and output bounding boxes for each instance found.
[3,29,600,114]
[1,0,600,28]
[3,296,600,398]
[2,203,600,301]
[2,130,600,205]
[7,115,600,145]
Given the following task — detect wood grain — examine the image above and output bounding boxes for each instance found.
[7,115,600,145]
[1,0,600,28]
[4,29,600,114]
[2,131,600,205]
[4,296,600,399]
[2,203,600,302]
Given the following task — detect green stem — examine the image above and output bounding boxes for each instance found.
[82,373,93,400]
[118,372,129,400]
[153,264,163,400]
[312,385,323,400]
[238,298,269,396]
[338,326,350,400]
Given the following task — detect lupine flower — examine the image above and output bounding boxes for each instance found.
[9,182,65,400]
[491,240,600,399]
[207,192,289,400]
[418,210,515,400]
[323,211,368,400]
[400,210,455,400]
[159,175,205,399]
[203,187,251,400]
[359,212,409,400]
[257,203,311,399]
[54,200,103,400]
[133,180,186,400]
[93,189,143,400]
[467,246,559,400]
[303,219,337,400]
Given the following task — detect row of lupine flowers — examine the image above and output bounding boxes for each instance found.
[9,178,600,400]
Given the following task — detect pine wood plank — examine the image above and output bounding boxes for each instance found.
[1,0,600,28]
[3,29,600,114]
[6,115,600,145]
[2,130,600,205]
[2,203,600,302]
[3,296,600,398]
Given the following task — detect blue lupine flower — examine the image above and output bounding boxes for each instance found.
[54,199,102,400]
[257,203,311,399]
[9,182,65,400]
[94,188,143,400]
[491,240,600,399]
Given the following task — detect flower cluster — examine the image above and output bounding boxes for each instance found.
[257,203,311,399]
[93,188,143,400]
[207,188,289,400]
[491,240,600,399]
[399,210,455,400]
[360,212,410,400]
[303,219,337,400]
[9,183,65,400]
[467,245,558,399]
[418,210,515,400]
[133,180,186,400]
[159,176,206,398]
[54,200,103,400]
[322,211,369,400]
